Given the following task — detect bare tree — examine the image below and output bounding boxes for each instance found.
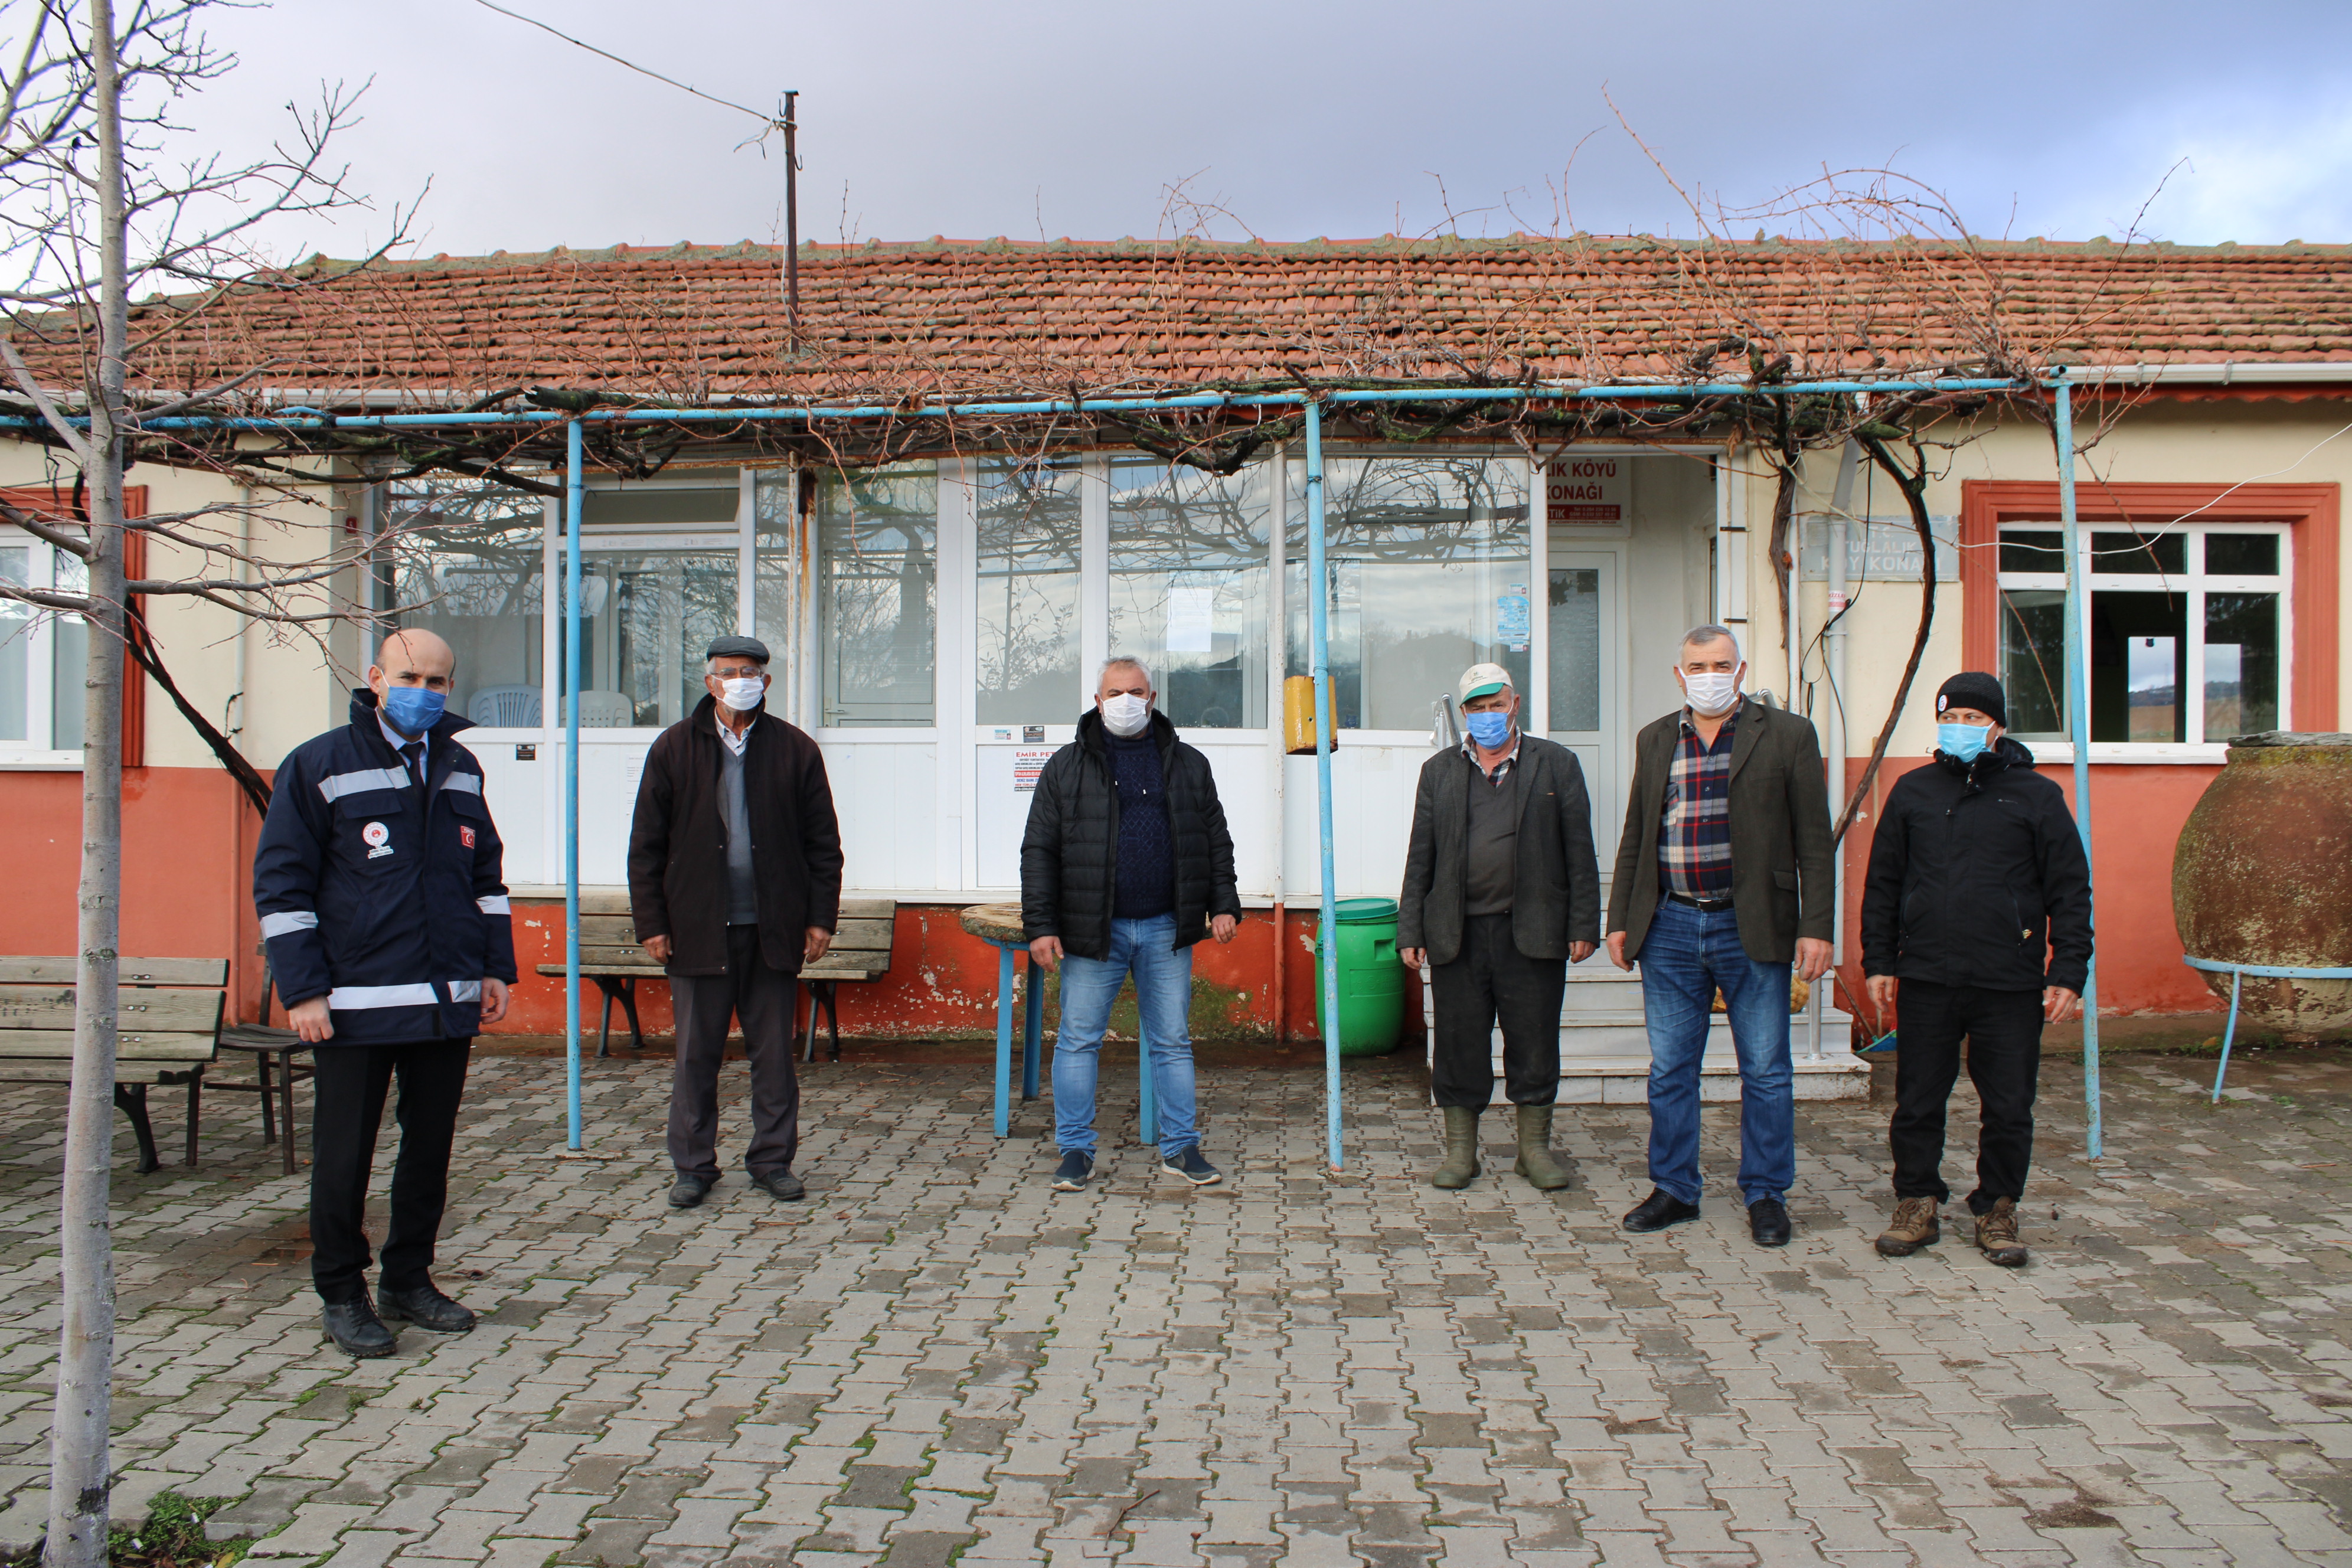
[0,4,403,1561]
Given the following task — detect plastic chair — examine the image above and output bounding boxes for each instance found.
[569,690,635,727]
[468,685,542,727]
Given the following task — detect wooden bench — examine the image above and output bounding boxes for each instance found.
[535,893,899,1061]
[0,956,226,1174]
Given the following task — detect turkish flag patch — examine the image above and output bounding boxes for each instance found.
[459,827,477,848]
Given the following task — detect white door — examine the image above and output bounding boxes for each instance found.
[1545,548,1623,864]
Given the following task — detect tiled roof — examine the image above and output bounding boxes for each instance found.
[96,234,2352,403]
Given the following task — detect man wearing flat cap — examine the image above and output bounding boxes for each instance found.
[1860,671,2091,1267]
[628,635,844,1208]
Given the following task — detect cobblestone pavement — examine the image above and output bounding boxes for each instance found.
[5,1042,2352,1567]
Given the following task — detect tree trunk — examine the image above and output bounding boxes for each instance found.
[47,2,127,1562]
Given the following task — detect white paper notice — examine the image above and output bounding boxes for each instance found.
[1166,585,1216,653]
[1012,748,1056,793]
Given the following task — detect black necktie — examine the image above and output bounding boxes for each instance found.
[401,741,426,793]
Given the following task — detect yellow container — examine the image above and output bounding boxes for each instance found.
[1283,675,1340,756]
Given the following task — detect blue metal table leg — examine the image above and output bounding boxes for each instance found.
[1138,1020,1158,1149]
[994,945,1015,1136]
[1021,951,1044,1102]
[2211,969,2244,1103]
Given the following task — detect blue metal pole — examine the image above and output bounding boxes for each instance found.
[9,376,2034,436]
[2055,375,2101,1160]
[564,418,584,1150]
[1305,400,1343,1172]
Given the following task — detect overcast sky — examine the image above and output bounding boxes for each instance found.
[171,0,2352,263]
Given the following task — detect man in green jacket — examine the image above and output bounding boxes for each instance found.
[1399,664,1601,1191]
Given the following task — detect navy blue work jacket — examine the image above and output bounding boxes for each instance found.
[253,689,519,1044]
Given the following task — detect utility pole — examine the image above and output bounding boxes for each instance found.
[783,90,799,347]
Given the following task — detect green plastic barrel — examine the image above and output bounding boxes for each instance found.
[1314,897,1406,1056]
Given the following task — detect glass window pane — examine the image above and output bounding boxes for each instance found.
[51,551,84,749]
[0,544,28,741]
[2090,530,2183,576]
[2205,533,2280,576]
[2091,590,2186,742]
[978,460,1083,726]
[1286,457,1530,730]
[1998,529,2063,573]
[382,479,546,727]
[1548,567,1600,731]
[1108,459,1270,730]
[561,550,739,727]
[2205,592,2281,739]
[2000,588,2066,739]
[752,469,799,671]
[819,464,936,727]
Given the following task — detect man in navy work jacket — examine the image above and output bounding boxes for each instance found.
[1021,656,1240,1193]
[254,629,517,1358]
[1861,671,2092,1268]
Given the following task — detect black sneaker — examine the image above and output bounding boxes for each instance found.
[1051,1149,1093,1191]
[1161,1146,1222,1186]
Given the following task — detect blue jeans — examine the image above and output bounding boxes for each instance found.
[1052,914,1200,1158]
[1638,897,1795,1206]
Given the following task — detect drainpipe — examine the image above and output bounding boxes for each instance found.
[2054,374,2102,1158]
[1305,400,1342,1171]
[564,418,584,1150]
[1269,441,1288,1051]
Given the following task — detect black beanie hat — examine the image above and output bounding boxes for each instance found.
[1935,671,2007,727]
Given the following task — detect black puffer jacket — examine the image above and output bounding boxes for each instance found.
[1020,708,1240,959]
[1859,736,2094,994]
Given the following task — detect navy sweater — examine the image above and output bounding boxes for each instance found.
[1107,731,1175,920]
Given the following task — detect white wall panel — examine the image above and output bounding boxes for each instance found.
[822,739,940,893]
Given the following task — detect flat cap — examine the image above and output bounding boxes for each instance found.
[705,635,771,663]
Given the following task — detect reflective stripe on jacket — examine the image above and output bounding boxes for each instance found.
[253,689,518,1043]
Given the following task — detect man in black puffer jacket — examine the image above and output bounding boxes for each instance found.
[1021,657,1240,1192]
[1860,671,2093,1267]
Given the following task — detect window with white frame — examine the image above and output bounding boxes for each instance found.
[1996,523,2289,746]
[0,530,88,756]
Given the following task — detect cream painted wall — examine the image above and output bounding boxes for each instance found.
[0,445,354,770]
[1736,398,2352,761]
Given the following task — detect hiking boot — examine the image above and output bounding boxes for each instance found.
[1876,1197,1942,1256]
[1975,1197,2028,1266]
[1160,1146,1223,1185]
[1051,1149,1093,1191]
[1511,1105,1572,1191]
[1431,1106,1481,1189]
[322,1295,398,1358]
[380,1282,476,1334]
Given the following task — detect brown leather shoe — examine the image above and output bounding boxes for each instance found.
[1875,1197,1941,1256]
[1975,1197,2028,1266]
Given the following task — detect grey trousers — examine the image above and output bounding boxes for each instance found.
[667,923,801,1180]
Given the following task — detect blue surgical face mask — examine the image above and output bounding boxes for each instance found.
[381,684,446,736]
[1465,710,1513,749]
[1937,721,1992,763]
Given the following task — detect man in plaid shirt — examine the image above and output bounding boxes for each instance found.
[1605,626,1835,1249]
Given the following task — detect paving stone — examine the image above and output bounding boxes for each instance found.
[6,1048,2352,1564]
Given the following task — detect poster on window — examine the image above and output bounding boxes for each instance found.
[1497,585,1530,651]
[1546,456,1632,525]
[1165,580,1217,653]
[1012,747,1055,793]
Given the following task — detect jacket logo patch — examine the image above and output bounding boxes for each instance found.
[459,826,476,849]
[363,821,394,859]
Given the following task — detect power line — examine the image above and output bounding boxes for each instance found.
[472,0,782,132]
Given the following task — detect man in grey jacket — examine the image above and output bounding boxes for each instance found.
[1399,664,1602,1190]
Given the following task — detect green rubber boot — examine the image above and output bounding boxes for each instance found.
[1431,1107,1481,1189]
[1513,1105,1573,1191]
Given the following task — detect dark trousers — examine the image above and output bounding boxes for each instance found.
[1891,979,2044,1211]
[1429,913,1567,1109]
[668,923,801,1180]
[309,1039,471,1305]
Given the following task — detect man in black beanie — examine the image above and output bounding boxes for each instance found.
[1858,671,2093,1266]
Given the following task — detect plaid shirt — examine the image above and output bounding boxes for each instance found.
[1659,705,1738,900]
[1461,727,1521,786]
